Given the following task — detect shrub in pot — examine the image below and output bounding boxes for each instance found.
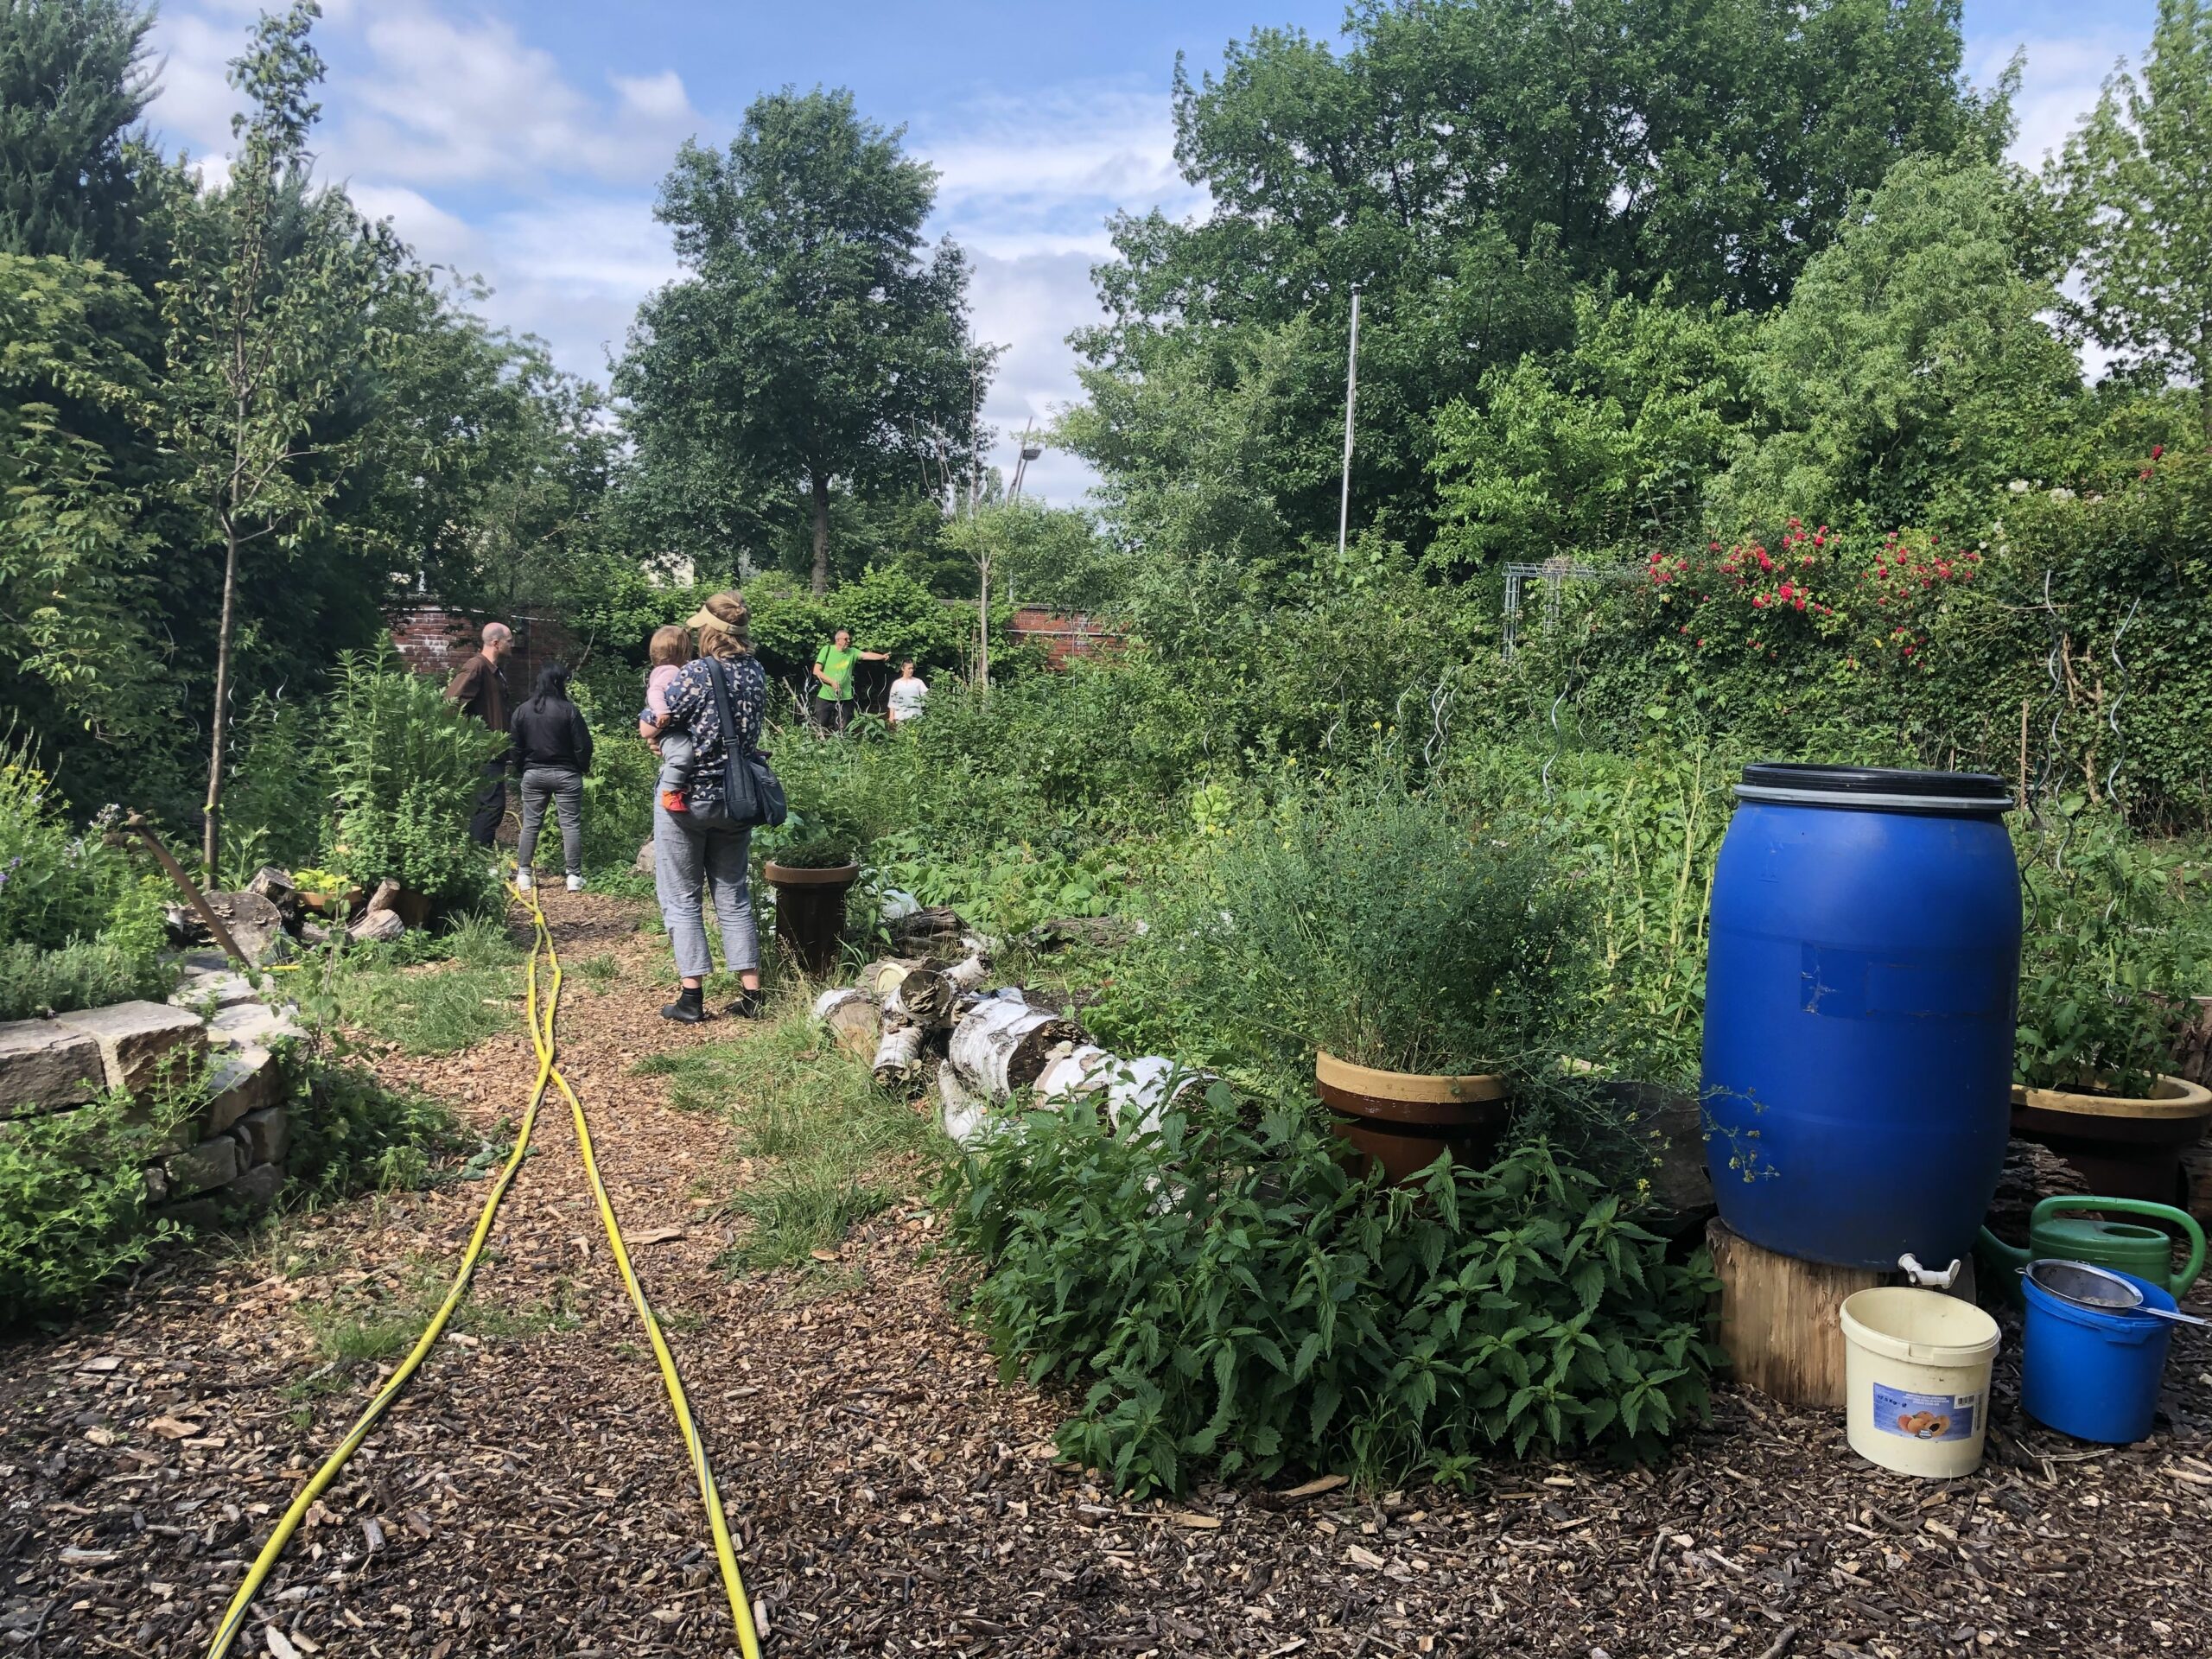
[760,813,861,978]
[1186,769,1592,1183]
[2012,822,2212,1201]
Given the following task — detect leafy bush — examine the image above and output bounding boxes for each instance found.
[1175,769,1592,1079]
[0,739,174,1016]
[0,1093,177,1326]
[288,1058,461,1198]
[943,1091,1720,1497]
[0,937,175,1021]
[2015,811,2207,1094]
[325,647,500,906]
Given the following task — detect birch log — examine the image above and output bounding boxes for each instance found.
[887,966,960,1032]
[811,988,881,1059]
[857,957,922,1000]
[871,1024,925,1088]
[938,1060,991,1145]
[947,998,1082,1096]
[1035,1046,1213,1135]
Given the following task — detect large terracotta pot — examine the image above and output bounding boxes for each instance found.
[2011,1075,2212,1208]
[1315,1051,1508,1186]
[763,861,860,979]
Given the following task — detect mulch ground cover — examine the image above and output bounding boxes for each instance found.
[3,892,2209,1657]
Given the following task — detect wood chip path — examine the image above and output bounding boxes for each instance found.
[3,893,2209,1656]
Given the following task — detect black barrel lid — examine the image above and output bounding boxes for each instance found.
[1736,762,2012,815]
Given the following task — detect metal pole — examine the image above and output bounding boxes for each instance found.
[1338,283,1362,561]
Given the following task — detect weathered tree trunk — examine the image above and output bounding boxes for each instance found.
[938,1059,989,1145]
[201,517,243,881]
[947,998,1081,1096]
[871,1023,924,1088]
[810,471,831,596]
[2183,1138,2212,1231]
[887,962,969,1032]
[856,957,921,999]
[1035,1046,1212,1136]
[812,988,880,1059]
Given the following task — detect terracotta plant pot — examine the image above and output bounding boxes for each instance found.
[2011,1076,2212,1209]
[1315,1051,1509,1187]
[298,887,366,916]
[763,861,860,979]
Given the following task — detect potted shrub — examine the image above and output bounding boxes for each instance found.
[1188,771,1591,1184]
[761,815,861,978]
[2012,830,2212,1203]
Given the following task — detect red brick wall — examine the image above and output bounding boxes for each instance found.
[385,607,583,696]
[1007,607,1125,670]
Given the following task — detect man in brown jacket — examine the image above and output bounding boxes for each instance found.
[446,621,513,847]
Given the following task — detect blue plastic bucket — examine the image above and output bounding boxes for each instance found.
[2020,1264,2176,1443]
[1702,763,2020,1269]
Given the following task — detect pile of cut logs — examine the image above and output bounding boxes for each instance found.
[809,907,1208,1144]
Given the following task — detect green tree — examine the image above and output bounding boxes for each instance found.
[0,0,160,276]
[159,0,405,877]
[1074,0,2005,568]
[1710,156,2082,534]
[0,252,161,742]
[617,87,989,595]
[2054,0,2212,441]
[1428,290,1757,571]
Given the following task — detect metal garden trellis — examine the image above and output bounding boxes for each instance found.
[1501,559,1645,659]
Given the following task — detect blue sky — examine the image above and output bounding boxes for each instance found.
[144,1,2160,504]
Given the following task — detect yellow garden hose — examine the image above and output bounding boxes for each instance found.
[515,889,763,1658]
[207,886,762,1659]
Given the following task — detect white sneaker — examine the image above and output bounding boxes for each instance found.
[565,874,584,893]
[515,869,532,892]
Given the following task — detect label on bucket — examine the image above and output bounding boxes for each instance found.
[1872,1382,1978,1442]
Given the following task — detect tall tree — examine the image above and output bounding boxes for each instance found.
[159,0,403,878]
[1073,0,2006,565]
[2054,0,2212,441]
[617,87,989,594]
[0,0,159,274]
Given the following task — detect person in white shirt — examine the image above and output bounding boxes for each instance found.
[887,659,929,726]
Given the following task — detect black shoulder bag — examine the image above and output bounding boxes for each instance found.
[694,656,788,829]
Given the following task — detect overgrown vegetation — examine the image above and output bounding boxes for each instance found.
[637,1001,935,1274]
[0,1091,179,1323]
[944,1094,1721,1498]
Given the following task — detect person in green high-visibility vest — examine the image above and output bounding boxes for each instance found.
[810,627,889,734]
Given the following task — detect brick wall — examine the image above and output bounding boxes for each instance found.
[1007,607,1125,671]
[385,606,583,696]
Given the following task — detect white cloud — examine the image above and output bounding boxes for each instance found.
[1971,28,2142,170]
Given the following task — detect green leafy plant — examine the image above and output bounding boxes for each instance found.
[323,646,499,906]
[1179,769,1592,1079]
[287,1058,461,1198]
[0,1091,178,1326]
[2015,811,2202,1094]
[942,1089,1720,1497]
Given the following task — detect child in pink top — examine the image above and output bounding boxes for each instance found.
[641,626,695,812]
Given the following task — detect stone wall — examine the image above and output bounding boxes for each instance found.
[0,956,304,1228]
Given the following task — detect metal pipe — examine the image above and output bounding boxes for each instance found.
[1338,283,1362,561]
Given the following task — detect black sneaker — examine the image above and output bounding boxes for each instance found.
[722,988,766,1020]
[659,988,708,1023]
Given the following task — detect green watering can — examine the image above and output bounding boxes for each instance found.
[1976,1196,2205,1306]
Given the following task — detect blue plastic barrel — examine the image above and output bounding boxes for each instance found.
[1701,764,2020,1269]
[2021,1267,2175,1443]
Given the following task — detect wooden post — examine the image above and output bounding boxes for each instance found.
[1706,1218,1977,1409]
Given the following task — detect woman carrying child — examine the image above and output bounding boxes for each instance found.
[643,593,768,1023]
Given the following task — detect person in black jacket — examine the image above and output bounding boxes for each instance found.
[508,663,594,892]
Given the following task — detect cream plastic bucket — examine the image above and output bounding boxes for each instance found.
[1838,1287,2001,1478]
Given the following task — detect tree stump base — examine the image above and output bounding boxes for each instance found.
[1706,1218,1977,1409]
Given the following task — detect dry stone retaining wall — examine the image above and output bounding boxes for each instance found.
[0,952,306,1230]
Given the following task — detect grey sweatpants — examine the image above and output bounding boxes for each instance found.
[518,766,583,876]
[652,802,759,979]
